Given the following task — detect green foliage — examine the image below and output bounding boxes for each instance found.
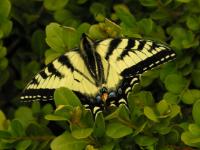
[0,0,200,149]
[0,0,12,88]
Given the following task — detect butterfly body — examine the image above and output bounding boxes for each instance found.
[21,34,176,116]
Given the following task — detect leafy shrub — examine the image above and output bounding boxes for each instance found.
[0,0,200,149]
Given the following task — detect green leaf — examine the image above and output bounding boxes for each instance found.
[46,105,74,121]
[93,113,105,137]
[160,63,177,81]
[167,27,199,50]
[54,9,72,23]
[0,0,11,18]
[77,23,91,35]
[105,104,129,120]
[182,31,198,48]
[186,15,199,31]
[44,0,69,11]
[0,46,6,59]
[45,114,69,121]
[192,69,200,88]
[150,9,170,20]
[113,4,136,27]
[71,127,93,139]
[137,91,155,106]
[189,124,200,136]
[118,104,130,120]
[164,74,187,94]
[0,19,12,37]
[144,106,159,122]
[138,18,154,35]
[45,105,73,121]
[166,129,179,144]
[45,23,78,53]
[31,30,46,56]
[50,131,87,150]
[99,143,115,150]
[0,141,15,149]
[45,48,62,64]
[104,19,122,37]
[26,123,49,136]
[142,67,160,81]
[105,108,119,120]
[31,102,41,114]
[15,107,35,128]
[0,110,8,130]
[134,135,158,146]
[55,105,73,115]
[153,121,171,135]
[192,100,200,126]
[10,119,25,136]
[139,0,157,7]
[90,2,106,21]
[80,109,94,127]
[106,122,132,138]
[182,89,200,104]
[156,100,169,115]
[176,55,191,69]
[163,92,179,104]
[70,110,94,139]
[0,30,3,39]
[20,61,40,80]
[0,131,11,138]
[54,9,80,27]
[42,103,54,115]
[54,87,81,107]
[169,105,180,118]
[88,24,107,39]
[182,131,200,147]
[182,63,193,76]
[0,57,8,70]
[132,122,148,136]
[16,140,32,150]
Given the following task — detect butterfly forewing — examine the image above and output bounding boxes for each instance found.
[96,38,176,77]
[21,51,99,102]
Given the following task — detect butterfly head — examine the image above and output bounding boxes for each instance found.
[99,87,108,102]
[97,87,117,103]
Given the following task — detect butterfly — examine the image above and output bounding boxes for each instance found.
[21,33,176,116]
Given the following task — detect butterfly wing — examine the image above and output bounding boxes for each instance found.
[21,51,99,102]
[21,36,176,116]
[96,38,176,101]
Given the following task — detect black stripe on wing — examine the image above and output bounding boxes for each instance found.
[58,53,95,85]
[48,63,63,78]
[105,39,122,60]
[38,61,64,80]
[58,55,75,71]
[119,39,135,59]
[121,48,176,77]
[39,71,48,79]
